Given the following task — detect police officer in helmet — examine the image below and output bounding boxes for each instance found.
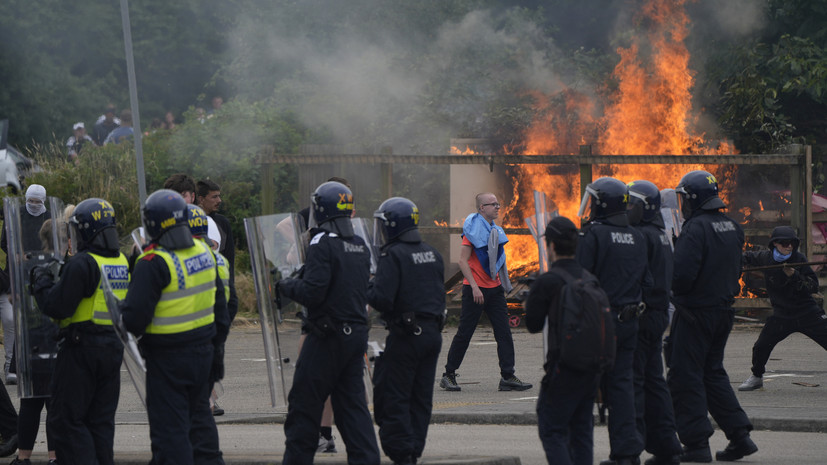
[576,177,652,465]
[368,197,444,465]
[120,189,228,465]
[626,180,682,465]
[667,170,756,462]
[30,198,130,464]
[278,181,380,464]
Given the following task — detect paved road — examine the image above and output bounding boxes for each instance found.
[7,319,827,463]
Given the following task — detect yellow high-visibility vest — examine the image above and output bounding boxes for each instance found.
[60,253,130,328]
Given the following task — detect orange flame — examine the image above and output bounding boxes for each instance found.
[501,0,739,270]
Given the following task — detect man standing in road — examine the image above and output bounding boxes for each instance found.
[440,192,531,392]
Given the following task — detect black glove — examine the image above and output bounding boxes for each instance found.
[29,264,56,296]
[210,343,225,383]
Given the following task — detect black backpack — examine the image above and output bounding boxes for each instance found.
[549,268,616,373]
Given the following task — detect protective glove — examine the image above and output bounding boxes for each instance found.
[29,263,56,296]
[210,343,225,383]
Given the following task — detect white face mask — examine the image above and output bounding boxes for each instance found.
[25,198,46,217]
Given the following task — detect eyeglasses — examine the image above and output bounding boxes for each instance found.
[481,203,501,208]
[776,240,793,247]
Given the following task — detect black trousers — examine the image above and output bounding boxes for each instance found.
[605,314,643,459]
[537,364,598,465]
[667,308,752,447]
[445,285,515,378]
[373,320,441,463]
[283,322,379,465]
[47,337,122,465]
[144,343,222,465]
[752,310,827,377]
[633,310,681,457]
[0,382,16,439]
[19,397,53,450]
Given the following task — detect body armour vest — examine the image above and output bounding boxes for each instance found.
[61,252,130,328]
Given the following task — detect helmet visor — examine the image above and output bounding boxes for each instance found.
[372,213,389,248]
[577,186,597,221]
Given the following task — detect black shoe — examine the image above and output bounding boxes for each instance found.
[599,457,640,465]
[439,372,460,391]
[8,457,30,465]
[212,402,224,416]
[0,435,17,458]
[715,436,757,461]
[644,455,680,465]
[498,375,532,391]
[680,444,712,463]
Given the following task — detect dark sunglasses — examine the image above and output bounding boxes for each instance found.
[776,240,793,247]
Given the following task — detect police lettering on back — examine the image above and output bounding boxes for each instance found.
[610,231,635,245]
[411,250,436,264]
[712,220,737,233]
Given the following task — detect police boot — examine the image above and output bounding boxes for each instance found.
[680,443,712,463]
[644,454,680,465]
[393,455,415,465]
[715,436,757,461]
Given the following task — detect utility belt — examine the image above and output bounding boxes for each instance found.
[613,302,646,323]
[58,325,118,348]
[387,312,445,335]
[298,312,363,339]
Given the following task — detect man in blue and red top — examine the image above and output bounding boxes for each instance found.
[440,192,532,392]
[120,189,228,465]
[31,198,129,465]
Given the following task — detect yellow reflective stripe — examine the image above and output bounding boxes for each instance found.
[151,306,214,326]
[93,311,112,321]
[157,281,216,302]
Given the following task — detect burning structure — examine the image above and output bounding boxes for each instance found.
[259,0,819,320]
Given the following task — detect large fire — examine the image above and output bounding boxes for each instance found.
[452,0,741,270]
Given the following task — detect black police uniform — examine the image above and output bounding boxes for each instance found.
[121,242,229,465]
[743,230,827,378]
[667,208,751,448]
[368,238,444,464]
[525,257,599,465]
[32,245,125,465]
[631,221,682,459]
[577,220,652,460]
[279,229,380,465]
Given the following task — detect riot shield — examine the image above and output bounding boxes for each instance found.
[351,218,378,275]
[4,196,66,398]
[244,212,305,408]
[660,188,682,248]
[131,226,148,250]
[101,272,146,407]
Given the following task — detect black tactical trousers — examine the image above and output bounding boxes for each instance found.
[751,310,827,377]
[283,322,379,465]
[667,308,752,446]
[373,320,441,463]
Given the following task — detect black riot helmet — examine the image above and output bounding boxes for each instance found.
[142,189,194,250]
[675,170,725,216]
[627,180,662,225]
[70,198,120,252]
[578,177,629,226]
[373,197,422,247]
[311,181,354,238]
[186,203,209,238]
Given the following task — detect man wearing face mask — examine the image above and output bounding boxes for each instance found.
[0,184,50,385]
[738,226,827,392]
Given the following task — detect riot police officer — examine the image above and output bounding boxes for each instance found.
[576,177,652,465]
[667,170,756,462]
[278,181,380,465]
[120,190,228,465]
[30,198,129,465]
[626,180,682,465]
[368,197,444,465]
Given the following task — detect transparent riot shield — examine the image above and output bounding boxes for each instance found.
[101,272,146,407]
[523,190,558,362]
[131,226,148,250]
[4,196,66,398]
[351,218,378,274]
[244,212,305,408]
[660,188,682,248]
